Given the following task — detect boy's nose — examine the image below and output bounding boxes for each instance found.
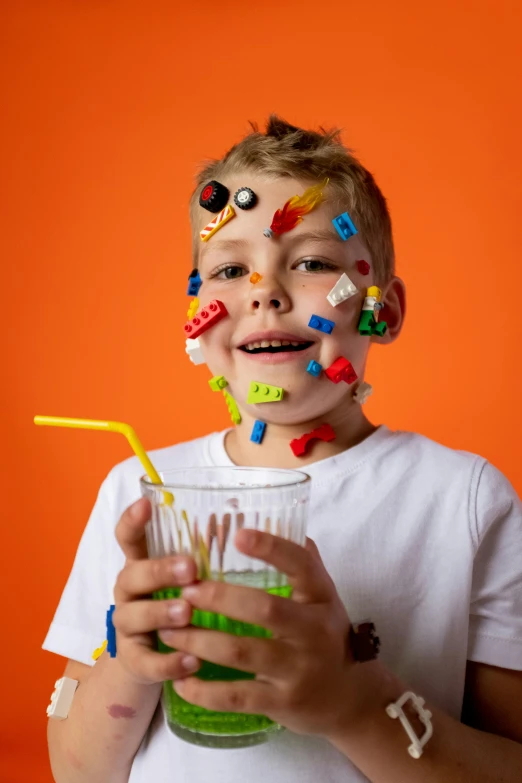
[250,278,291,313]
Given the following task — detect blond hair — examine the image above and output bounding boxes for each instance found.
[189,115,395,285]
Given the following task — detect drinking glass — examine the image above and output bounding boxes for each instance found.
[140,466,310,749]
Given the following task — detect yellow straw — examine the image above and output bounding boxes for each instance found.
[33,416,174,504]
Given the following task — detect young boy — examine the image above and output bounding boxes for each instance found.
[43,116,522,782]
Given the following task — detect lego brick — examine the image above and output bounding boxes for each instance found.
[324,357,358,385]
[372,320,388,336]
[187,269,202,296]
[185,337,205,365]
[356,259,370,275]
[223,390,241,424]
[332,212,358,241]
[250,272,262,284]
[47,677,79,720]
[107,605,116,658]
[353,381,373,404]
[357,309,376,336]
[183,299,228,339]
[200,204,236,242]
[290,423,335,458]
[92,639,108,661]
[187,297,199,319]
[326,273,358,307]
[247,381,284,404]
[306,360,323,377]
[208,375,228,391]
[308,314,335,335]
[250,420,266,444]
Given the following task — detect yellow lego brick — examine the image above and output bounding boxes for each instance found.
[247,381,284,404]
[92,639,108,661]
[209,375,228,392]
[223,390,241,424]
[200,204,236,243]
[187,297,199,319]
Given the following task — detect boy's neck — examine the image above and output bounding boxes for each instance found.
[223,405,378,469]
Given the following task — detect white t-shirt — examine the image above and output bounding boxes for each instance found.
[43,425,522,783]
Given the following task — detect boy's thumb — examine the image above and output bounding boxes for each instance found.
[115,497,151,561]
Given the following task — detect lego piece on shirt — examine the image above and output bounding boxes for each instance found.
[223,390,241,425]
[187,269,202,297]
[199,180,230,213]
[209,375,228,392]
[290,423,336,457]
[185,337,205,365]
[332,212,358,240]
[326,273,358,307]
[92,639,108,661]
[184,300,228,339]
[200,205,236,242]
[308,314,335,334]
[306,360,323,377]
[250,420,266,444]
[247,381,284,404]
[324,357,358,385]
[353,381,373,404]
[46,677,79,720]
[107,605,117,657]
[250,272,262,284]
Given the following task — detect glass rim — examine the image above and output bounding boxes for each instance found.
[139,465,311,492]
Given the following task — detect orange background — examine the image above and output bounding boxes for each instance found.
[2,1,521,780]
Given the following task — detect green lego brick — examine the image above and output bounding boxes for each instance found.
[372,321,388,336]
[247,381,284,404]
[223,390,241,424]
[209,375,228,392]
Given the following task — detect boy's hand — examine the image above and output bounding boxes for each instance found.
[112,497,202,686]
[161,528,363,739]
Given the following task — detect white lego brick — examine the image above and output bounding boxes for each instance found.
[185,337,205,366]
[326,273,358,307]
[353,381,373,405]
[47,677,79,720]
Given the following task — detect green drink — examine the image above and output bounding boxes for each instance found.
[141,466,310,749]
[155,576,293,748]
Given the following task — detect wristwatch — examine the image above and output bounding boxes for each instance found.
[349,621,381,662]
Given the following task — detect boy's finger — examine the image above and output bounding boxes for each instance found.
[114,555,198,602]
[234,529,333,604]
[115,498,151,561]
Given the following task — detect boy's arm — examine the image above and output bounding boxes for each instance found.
[48,655,162,783]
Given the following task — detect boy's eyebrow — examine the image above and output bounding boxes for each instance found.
[201,228,342,257]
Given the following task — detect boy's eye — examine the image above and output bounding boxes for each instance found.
[295,259,335,272]
[212,265,247,280]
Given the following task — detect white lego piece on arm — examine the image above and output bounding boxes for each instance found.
[46,676,79,720]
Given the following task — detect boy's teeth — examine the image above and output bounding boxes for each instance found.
[244,339,304,351]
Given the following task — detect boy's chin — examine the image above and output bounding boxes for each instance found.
[244,399,342,428]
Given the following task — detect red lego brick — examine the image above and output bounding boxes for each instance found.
[356,260,370,275]
[290,423,335,457]
[183,300,228,339]
[324,357,358,385]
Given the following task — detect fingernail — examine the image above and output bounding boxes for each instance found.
[181,585,200,601]
[181,655,199,672]
[168,601,186,620]
[171,560,189,579]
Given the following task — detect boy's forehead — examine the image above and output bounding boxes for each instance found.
[196,173,342,254]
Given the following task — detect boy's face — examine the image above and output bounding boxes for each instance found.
[194,174,384,426]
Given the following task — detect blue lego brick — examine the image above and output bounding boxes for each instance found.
[332,212,358,241]
[250,420,266,444]
[308,314,335,335]
[187,270,202,296]
[106,605,117,658]
[306,360,323,377]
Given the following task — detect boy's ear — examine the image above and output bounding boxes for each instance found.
[370,276,406,345]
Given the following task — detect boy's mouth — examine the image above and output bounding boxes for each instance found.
[239,339,313,354]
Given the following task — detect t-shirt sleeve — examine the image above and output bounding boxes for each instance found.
[467,460,522,669]
[42,471,122,667]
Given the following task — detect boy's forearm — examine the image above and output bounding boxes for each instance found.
[48,653,162,783]
[328,660,522,783]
